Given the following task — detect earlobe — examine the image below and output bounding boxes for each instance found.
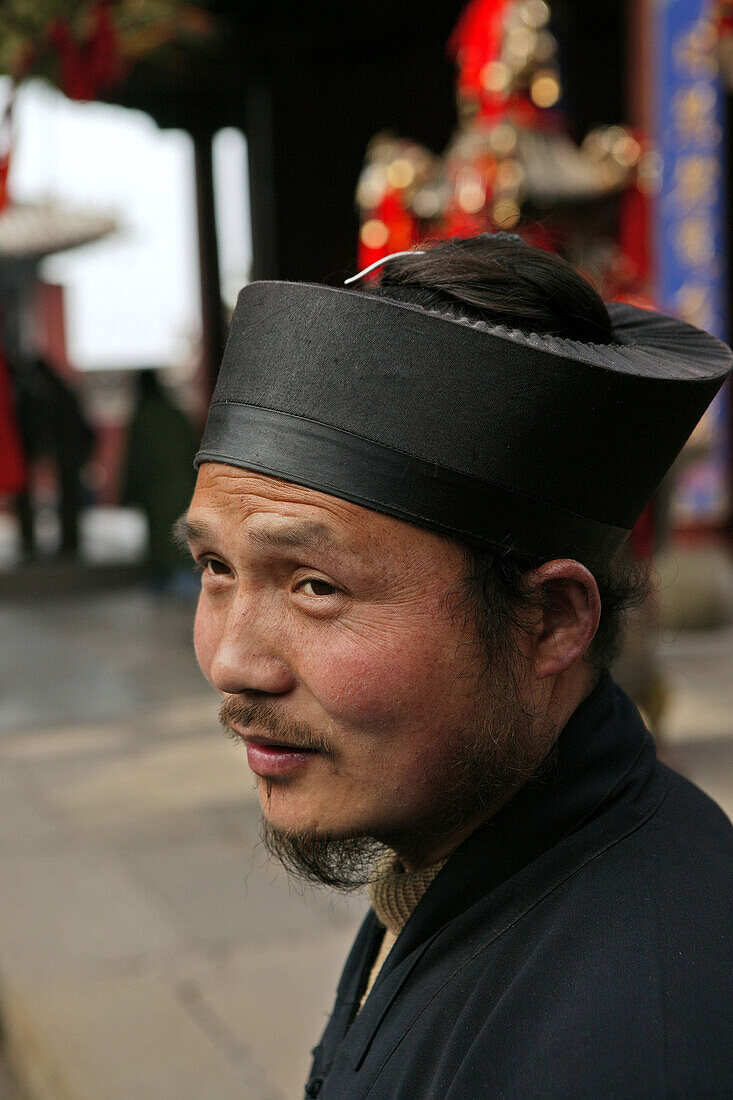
[525,560,601,679]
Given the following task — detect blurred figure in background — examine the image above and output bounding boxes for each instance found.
[12,356,93,559]
[121,368,199,592]
[0,343,26,505]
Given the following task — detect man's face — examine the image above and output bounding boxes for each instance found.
[187,463,539,860]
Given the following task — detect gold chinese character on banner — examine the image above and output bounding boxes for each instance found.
[675,282,714,330]
[675,214,715,266]
[672,154,720,208]
[673,86,719,144]
[674,14,718,77]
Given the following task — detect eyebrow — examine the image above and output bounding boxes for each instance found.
[247,519,346,554]
[173,513,349,556]
[172,514,213,550]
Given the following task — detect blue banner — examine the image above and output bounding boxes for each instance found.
[654,0,729,524]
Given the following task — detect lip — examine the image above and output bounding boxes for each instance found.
[244,739,318,777]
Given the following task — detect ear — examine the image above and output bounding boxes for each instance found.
[521,560,601,679]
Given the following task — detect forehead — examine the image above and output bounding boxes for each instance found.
[187,462,452,561]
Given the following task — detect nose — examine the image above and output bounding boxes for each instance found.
[198,601,297,697]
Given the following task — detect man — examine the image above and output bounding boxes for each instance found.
[181,235,733,1098]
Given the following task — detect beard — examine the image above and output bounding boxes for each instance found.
[219,662,555,892]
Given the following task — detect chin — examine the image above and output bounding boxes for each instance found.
[257,780,335,834]
[256,781,381,840]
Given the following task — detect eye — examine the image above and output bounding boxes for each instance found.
[297,577,338,597]
[197,556,231,577]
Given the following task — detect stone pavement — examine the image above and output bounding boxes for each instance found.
[0,588,366,1100]
[0,587,731,1099]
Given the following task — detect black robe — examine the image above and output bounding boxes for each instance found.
[305,677,733,1098]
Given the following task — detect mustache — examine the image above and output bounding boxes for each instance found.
[218,697,335,758]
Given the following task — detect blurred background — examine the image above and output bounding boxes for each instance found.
[0,2,731,1097]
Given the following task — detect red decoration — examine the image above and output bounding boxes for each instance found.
[87,2,123,93]
[357,190,416,276]
[448,0,550,126]
[48,2,124,102]
[435,207,485,240]
[356,0,646,299]
[448,0,508,116]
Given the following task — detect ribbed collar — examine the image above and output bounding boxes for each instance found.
[368,857,448,936]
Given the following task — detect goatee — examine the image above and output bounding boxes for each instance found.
[260,824,390,892]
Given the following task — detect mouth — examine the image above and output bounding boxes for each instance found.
[245,740,319,778]
[230,727,322,778]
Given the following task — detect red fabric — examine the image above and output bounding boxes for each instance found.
[605,137,654,304]
[0,349,26,495]
[0,151,9,213]
[619,181,651,290]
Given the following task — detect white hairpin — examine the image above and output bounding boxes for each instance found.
[344,250,426,286]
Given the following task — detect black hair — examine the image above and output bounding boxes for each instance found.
[371,233,618,343]
[458,545,650,674]
[356,234,647,671]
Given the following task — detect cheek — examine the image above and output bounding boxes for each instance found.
[303,626,453,733]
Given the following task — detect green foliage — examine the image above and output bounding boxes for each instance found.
[0,0,212,90]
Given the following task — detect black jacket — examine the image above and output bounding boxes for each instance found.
[306,677,733,1099]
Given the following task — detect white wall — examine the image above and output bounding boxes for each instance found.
[3,78,251,371]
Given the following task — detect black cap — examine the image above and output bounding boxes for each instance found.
[196,281,731,571]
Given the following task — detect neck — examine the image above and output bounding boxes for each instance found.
[393,784,521,872]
